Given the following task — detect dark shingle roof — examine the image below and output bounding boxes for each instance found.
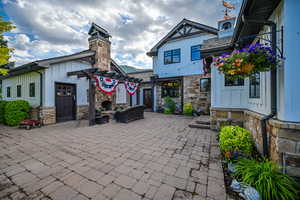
[201,36,232,50]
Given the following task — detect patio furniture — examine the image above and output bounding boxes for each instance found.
[95,110,110,124]
[115,105,145,123]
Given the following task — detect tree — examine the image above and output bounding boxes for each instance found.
[0,17,15,75]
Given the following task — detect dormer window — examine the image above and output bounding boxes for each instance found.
[222,22,232,30]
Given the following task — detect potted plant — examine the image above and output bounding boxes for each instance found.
[214,42,277,79]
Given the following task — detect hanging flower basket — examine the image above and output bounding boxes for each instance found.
[214,43,277,79]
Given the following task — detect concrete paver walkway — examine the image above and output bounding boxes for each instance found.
[0,113,226,200]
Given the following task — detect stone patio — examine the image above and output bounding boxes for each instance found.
[0,112,226,200]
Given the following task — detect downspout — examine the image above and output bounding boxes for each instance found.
[36,71,43,121]
[242,17,277,157]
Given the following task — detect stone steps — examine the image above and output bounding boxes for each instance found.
[189,115,211,129]
[189,123,211,129]
[195,120,210,125]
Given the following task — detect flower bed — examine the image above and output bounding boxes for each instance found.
[218,126,300,200]
[214,43,277,79]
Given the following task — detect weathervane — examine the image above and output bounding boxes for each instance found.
[222,0,235,20]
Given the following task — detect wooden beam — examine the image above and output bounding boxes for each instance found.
[88,78,96,126]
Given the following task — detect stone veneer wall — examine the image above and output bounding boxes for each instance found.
[77,105,88,120]
[40,107,56,125]
[89,39,111,71]
[211,108,300,178]
[183,74,211,114]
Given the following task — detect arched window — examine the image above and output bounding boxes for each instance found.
[222,22,232,30]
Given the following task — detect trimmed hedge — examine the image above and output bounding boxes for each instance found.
[0,100,7,124]
[4,100,30,126]
[219,126,253,155]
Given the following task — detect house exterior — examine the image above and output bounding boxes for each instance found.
[205,0,300,177]
[128,69,153,110]
[0,23,130,125]
[147,19,219,114]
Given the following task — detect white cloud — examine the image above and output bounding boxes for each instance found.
[3,0,241,68]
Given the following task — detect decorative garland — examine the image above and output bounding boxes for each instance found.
[125,81,139,95]
[94,76,119,95]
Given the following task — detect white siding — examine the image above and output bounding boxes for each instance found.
[44,61,91,107]
[211,66,247,109]
[1,72,41,107]
[153,34,216,78]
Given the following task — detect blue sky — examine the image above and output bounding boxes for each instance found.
[1,0,241,68]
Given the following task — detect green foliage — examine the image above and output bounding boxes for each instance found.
[234,158,300,200]
[183,104,193,116]
[164,96,176,113]
[0,100,7,123]
[219,126,253,154]
[4,100,30,126]
[163,108,173,114]
[0,16,15,74]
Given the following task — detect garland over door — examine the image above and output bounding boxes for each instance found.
[55,83,76,122]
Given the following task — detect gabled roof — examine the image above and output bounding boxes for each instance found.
[147,18,218,56]
[0,50,95,79]
[88,22,111,38]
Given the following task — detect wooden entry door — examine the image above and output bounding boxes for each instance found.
[55,83,76,122]
[143,89,152,109]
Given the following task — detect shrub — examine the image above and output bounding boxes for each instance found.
[219,126,253,155]
[164,108,173,114]
[234,158,300,200]
[0,100,7,124]
[164,96,176,113]
[183,104,193,116]
[4,100,30,126]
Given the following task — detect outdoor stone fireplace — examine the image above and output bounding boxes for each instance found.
[102,100,112,111]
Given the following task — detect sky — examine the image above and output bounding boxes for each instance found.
[1,0,241,69]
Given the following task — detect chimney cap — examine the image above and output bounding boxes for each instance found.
[88,22,111,38]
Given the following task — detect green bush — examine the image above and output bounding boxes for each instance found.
[164,96,176,113]
[0,100,7,124]
[183,104,193,116]
[219,126,253,154]
[163,107,173,114]
[4,100,30,126]
[234,158,299,200]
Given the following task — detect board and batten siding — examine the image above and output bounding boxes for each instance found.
[1,72,41,107]
[44,60,91,107]
[211,2,298,121]
[153,33,216,78]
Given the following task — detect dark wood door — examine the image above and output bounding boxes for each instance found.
[55,83,76,122]
[143,89,152,109]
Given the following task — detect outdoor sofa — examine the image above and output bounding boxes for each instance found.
[114,105,145,123]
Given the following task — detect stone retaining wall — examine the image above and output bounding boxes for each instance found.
[211,107,300,178]
[210,107,244,130]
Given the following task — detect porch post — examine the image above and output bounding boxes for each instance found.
[88,77,96,126]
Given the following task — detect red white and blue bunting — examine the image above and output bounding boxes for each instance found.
[94,76,119,95]
[125,81,140,95]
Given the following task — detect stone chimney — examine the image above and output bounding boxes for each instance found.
[88,23,111,71]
